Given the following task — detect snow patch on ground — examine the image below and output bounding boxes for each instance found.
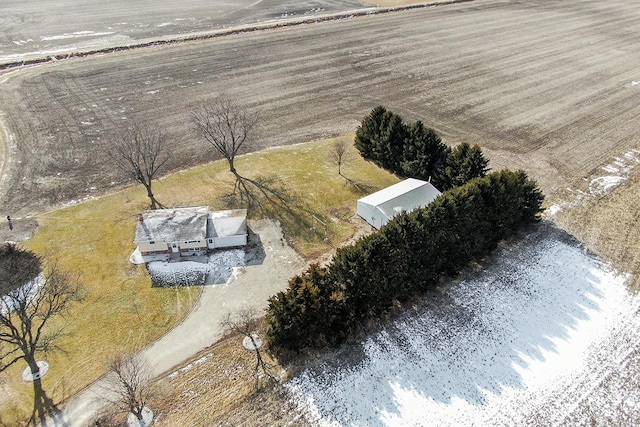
[167,354,213,379]
[146,248,245,286]
[0,34,133,63]
[40,31,116,41]
[547,148,640,217]
[285,232,640,426]
[0,274,44,315]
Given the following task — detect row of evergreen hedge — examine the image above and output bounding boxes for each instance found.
[265,170,544,353]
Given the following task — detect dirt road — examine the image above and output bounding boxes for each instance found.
[2,0,640,424]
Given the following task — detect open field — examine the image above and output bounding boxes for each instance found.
[150,222,640,426]
[283,224,640,426]
[123,141,640,427]
[0,0,368,63]
[1,0,640,425]
[2,0,640,218]
[0,0,461,65]
[552,157,640,289]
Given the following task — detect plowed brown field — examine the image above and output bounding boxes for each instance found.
[2,1,640,424]
[1,0,639,217]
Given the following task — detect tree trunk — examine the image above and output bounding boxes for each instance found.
[26,357,58,426]
[142,182,161,210]
[149,194,158,210]
[133,406,143,421]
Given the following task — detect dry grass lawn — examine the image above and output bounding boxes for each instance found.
[148,335,310,427]
[552,168,640,290]
[146,165,640,427]
[0,135,397,424]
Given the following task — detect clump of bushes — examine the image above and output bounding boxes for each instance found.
[354,105,489,190]
[265,170,544,354]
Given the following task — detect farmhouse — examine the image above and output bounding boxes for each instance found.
[357,178,441,229]
[134,206,247,262]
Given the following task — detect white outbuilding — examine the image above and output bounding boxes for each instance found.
[357,178,442,229]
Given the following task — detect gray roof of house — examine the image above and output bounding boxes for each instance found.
[134,206,209,243]
[208,209,247,238]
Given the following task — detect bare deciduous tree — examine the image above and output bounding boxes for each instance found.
[108,125,169,210]
[102,354,154,426]
[0,243,83,425]
[192,94,259,178]
[220,308,277,388]
[328,138,352,176]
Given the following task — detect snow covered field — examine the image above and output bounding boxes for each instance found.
[286,228,640,426]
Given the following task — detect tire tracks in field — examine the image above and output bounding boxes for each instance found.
[0,68,26,211]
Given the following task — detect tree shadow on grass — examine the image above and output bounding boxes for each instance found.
[341,174,377,196]
[286,223,631,425]
[219,174,334,248]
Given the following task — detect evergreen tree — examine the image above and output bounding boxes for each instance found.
[435,142,489,190]
[355,106,408,171]
[401,121,449,181]
[265,264,349,352]
[265,153,544,355]
[375,112,407,171]
[354,106,388,161]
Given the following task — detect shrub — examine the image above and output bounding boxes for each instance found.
[265,170,544,354]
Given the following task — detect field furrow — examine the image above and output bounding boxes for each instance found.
[0,0,639,214]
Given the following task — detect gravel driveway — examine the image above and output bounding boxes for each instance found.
[52,219,305,426]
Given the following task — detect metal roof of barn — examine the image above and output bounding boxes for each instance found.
[358,178,442,220]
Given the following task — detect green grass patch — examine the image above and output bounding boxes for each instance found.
[0,135,398,422]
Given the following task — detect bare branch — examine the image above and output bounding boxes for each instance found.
[106,124,169,209]
[220,308,277,388]
[0,245,83,422]
[1,252,82,368]
[220,307,259,337]
[328,138,353,176]
[101,354,154,422]
[192,94,259,176]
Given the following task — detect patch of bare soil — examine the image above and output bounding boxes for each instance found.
[2,0,640,423]
[0,216,38,243]
[370,0,464,6]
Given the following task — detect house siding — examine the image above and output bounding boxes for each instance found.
[209,235,247,249]
[138,241,171,253]
[180,240,206,250]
